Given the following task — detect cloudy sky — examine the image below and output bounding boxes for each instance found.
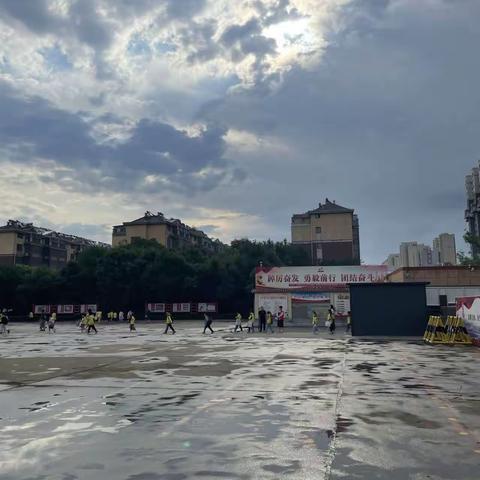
[0,0,478,262]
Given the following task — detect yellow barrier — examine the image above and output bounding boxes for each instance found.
[445,316,472,345]
[424,316,472,345]
[424,316,447,344]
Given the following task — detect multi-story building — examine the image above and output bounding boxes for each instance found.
[433,233,457,265]
[0,220,109,269]
[399,242,434,268]
[291,199,360,265]
[385,234,457,268]
[465,162,480,255]
[112,211,222,252]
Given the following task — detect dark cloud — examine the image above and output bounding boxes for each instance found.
[198,0,480,260]
[0,81,236,193]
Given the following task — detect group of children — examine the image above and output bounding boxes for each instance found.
[312,306,351,334]
[78,309,137,333]
[234,306,285,333]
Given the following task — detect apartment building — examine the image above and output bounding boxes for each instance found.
[433,233,457,265]
[112,211,222,252]
[0,220,109,269]
[291,199,360,265]
[465,162,480,255]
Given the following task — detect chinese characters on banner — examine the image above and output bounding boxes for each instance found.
[255,265,388,291]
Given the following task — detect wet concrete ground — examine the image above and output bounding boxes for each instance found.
[0,321,479,480]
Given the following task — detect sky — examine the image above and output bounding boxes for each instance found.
[0,0,478,263]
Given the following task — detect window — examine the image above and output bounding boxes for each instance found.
[315,227,322,233]
[17,233,24,239]
[16,244,23,252]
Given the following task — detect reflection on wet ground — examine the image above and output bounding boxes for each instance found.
[0,322,479,479]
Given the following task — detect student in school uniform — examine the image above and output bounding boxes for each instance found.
[203,313,214,334]
[247,311,255,333]
[164,312,175,334]
[129,313,136,332]
[312,311,320,334]
[87,309,98,334]
[48,312,56,334]
[234,313,243,332]
[266,311,274,333]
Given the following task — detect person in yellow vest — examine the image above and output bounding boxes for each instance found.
[234,313,243,332]
[266,311,274,333]
[113,311,118,321]
[107,311,112,322]
[129,313,136,332]
[312,311,319,334]
[164,312,176,334]
[86,309,97,334]
[96,311,102,323]
[247,311,255,333]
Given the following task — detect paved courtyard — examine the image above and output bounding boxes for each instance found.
[0,321,479,479]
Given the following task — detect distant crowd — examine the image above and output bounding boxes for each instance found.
[0,304,351,336]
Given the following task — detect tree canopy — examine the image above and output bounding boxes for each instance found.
[0,239,310,315]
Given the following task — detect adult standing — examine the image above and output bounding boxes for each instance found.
[258,306,266,332]
[203,313,214,334]
[119,311,125,322]
[346,310,351,332]
[277,306,285,333]
[164,312,176,334]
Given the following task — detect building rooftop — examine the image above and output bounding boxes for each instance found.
[293,199,354,217]
[114,211,221,243]
[0,220,110,248]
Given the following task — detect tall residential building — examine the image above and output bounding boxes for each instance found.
[112,211,222,252]
[433,233,457,265]
[465,162,480,255]
[0,220,109,269]
[385,234,457,269]
[291,199,360,265]
[399,242,434,268]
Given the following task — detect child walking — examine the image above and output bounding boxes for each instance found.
[234,313,243,332]
[203,313,214,334]
[247,311,255,333]
[164,312,175,334]
[266,311,274,333]
[312,311,319,334]
[129,313,136,332]
[87,309,98,334]
[48,312,56,334]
